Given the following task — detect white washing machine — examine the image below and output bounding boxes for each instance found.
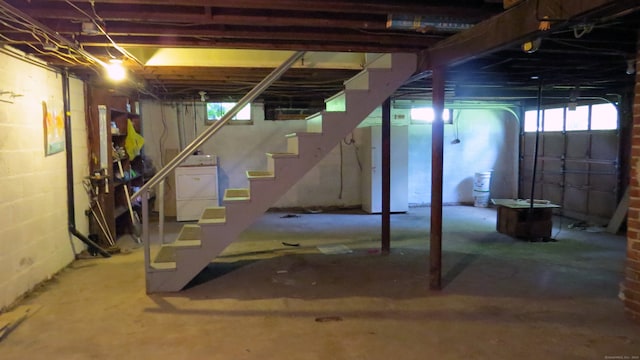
[175,155,219,221]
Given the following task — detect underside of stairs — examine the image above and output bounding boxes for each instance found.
[147,52,417,293]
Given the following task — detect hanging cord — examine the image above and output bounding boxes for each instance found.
[530,78,543,205]
[452,110,461,144]
[338,133,361,199]
[343,133,362,171]
[528,78,543,240]
[159,102,168,165]
[338,141,343,199]
[193,99,198,141]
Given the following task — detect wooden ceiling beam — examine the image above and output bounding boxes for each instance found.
[421,0,635,70]
[35,21,439,47]
[4,36,423,53]
[78,33,436,48]
[24,8,387,30]
[83,38,427,53]
[35,0,499,18]
[2,24,438,52]
[141,66,357,76]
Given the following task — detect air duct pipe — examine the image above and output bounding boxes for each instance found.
[386,14,474,32]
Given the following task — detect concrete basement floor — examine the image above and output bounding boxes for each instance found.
[2,205,639,359]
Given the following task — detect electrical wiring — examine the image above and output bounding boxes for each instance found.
[0,12,63,56]
[0,16,51,47]
[0,9,96,67]
[343,133,362,172]
[338,132,362,200]
[159,101,169,166]
[0,33,90,66]
[89,0,105,25]
[193,99,198,141]
[64,0,143,67]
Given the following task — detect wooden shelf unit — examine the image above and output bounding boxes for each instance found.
[87,87,146,245]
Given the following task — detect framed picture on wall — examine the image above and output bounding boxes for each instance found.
[42,100,65,155]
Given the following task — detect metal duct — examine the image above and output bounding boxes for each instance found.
[386,14,474,33]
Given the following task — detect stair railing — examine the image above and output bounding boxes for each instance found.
[130,51,305,273]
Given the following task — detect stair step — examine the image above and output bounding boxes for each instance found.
[365,53,392,69]
[285,132,322,138]
[178,224,200,240]
[305,111,323,121]
[325,89,371,113]
[266,152,299,174]
[305,112,324,133]
[150,262,176,271]
[344,68,387,91]
[224,188,250,202]
[325,91,347,111]
[199,206,226,224]
[266,152,298,158]
[154,240,201,263]
[285,132,323,153]
[247,170,274,179]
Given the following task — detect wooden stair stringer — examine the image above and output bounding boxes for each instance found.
[145,52,417,293]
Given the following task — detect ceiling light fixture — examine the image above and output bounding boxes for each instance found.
[568,85,579,111]
[106,59,126,81]
[199,91,207,102]
[522,38,541,53]
[626,59,636,75]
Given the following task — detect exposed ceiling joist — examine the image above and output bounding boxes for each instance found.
[0,0,637,105]
[420,0,639,69]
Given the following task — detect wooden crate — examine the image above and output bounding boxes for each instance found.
[496,206,553,239]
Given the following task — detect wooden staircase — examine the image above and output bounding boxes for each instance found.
[147,53,417,292]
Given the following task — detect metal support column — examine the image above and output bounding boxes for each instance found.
[430,67,445,290]
[381,98,391,254]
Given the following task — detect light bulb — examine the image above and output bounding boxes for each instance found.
[106,59,126,81]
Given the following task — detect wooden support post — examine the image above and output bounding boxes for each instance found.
[430,67,445,290]
[381,98,391,254]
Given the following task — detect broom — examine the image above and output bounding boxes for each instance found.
[114,149,142,243]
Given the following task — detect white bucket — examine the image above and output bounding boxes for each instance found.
[473,190,490,208]
[473,172,492,192]
[473,172,491,207]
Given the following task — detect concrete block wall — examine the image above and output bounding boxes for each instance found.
[625,32,640,323]
[0,49,88,310]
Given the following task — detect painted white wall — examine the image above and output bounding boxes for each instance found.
[141,101,363,208]
[0,50,88,310]
[140,101,519,211]
[407,108,519,205]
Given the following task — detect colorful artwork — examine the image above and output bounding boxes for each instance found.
[42,100,65,155]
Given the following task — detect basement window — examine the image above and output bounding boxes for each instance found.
[523,103,617,132]
[205,102,252,125]
[565,105,589,131]
[590,103,618,130]
[543,108,564,131]
[523,111,540,132]
[410,107,452,124]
